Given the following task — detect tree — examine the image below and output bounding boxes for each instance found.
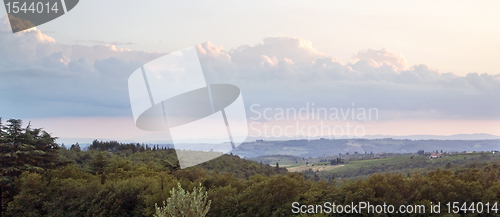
[90,152,108,174]
[70,143,81,152]
[1,119,59,214]
[5,172,47,216]
[154,183,211,217]
[0,119,59,178]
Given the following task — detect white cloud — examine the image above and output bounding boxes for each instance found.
[0,16,163,118]
[354,48,408,71]
[0,16,161,73]
[230,36,326,66]
[195,37,500,120]
[0,23,498,121]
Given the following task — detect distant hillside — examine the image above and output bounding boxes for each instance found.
[195,154,288,178]
[232,138,500,158]
[363,133,500,140]
[83,140,287,178]
[246,133,500,142]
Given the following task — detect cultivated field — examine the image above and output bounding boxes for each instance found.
[286,164,344,172]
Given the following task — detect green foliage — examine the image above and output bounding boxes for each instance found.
[42,178,101,217]
[0,119,60,215]
[154,183,211,217]
[305,152,500,181]
[89,140,164,153]
[87,176,159,217]
[90,152,109,174]
[5,122,500,216]
[197,154,287,179]
[0,119,60,177]
[4,146,500,216]
[6,172,47,217]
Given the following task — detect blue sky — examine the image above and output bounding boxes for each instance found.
[0,1,499,141]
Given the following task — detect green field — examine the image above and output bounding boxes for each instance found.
[296,152,500,180]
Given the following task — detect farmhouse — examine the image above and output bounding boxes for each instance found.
[429,152,443,159]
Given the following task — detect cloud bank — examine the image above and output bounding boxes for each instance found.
[197,38,500,121]
[0,17,499,123]
[0,16,161,118]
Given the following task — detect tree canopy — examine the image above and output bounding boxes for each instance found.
[2,119,500,216]
[0,119,59,177]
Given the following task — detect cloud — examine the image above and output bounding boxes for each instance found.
[0,16,162,118]
[0,16,160,70]
[0,20,498,122]
[75,40,136,46]
[195,38,500,121]
[230,36,327,66]
[354,48,408,71]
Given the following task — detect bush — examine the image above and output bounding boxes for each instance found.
[154,182,211,217]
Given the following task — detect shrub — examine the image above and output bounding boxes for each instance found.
[154,182,211,217]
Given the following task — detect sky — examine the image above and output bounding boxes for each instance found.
[0,1,499,142]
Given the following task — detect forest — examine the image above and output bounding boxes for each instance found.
[2,118,500,216]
